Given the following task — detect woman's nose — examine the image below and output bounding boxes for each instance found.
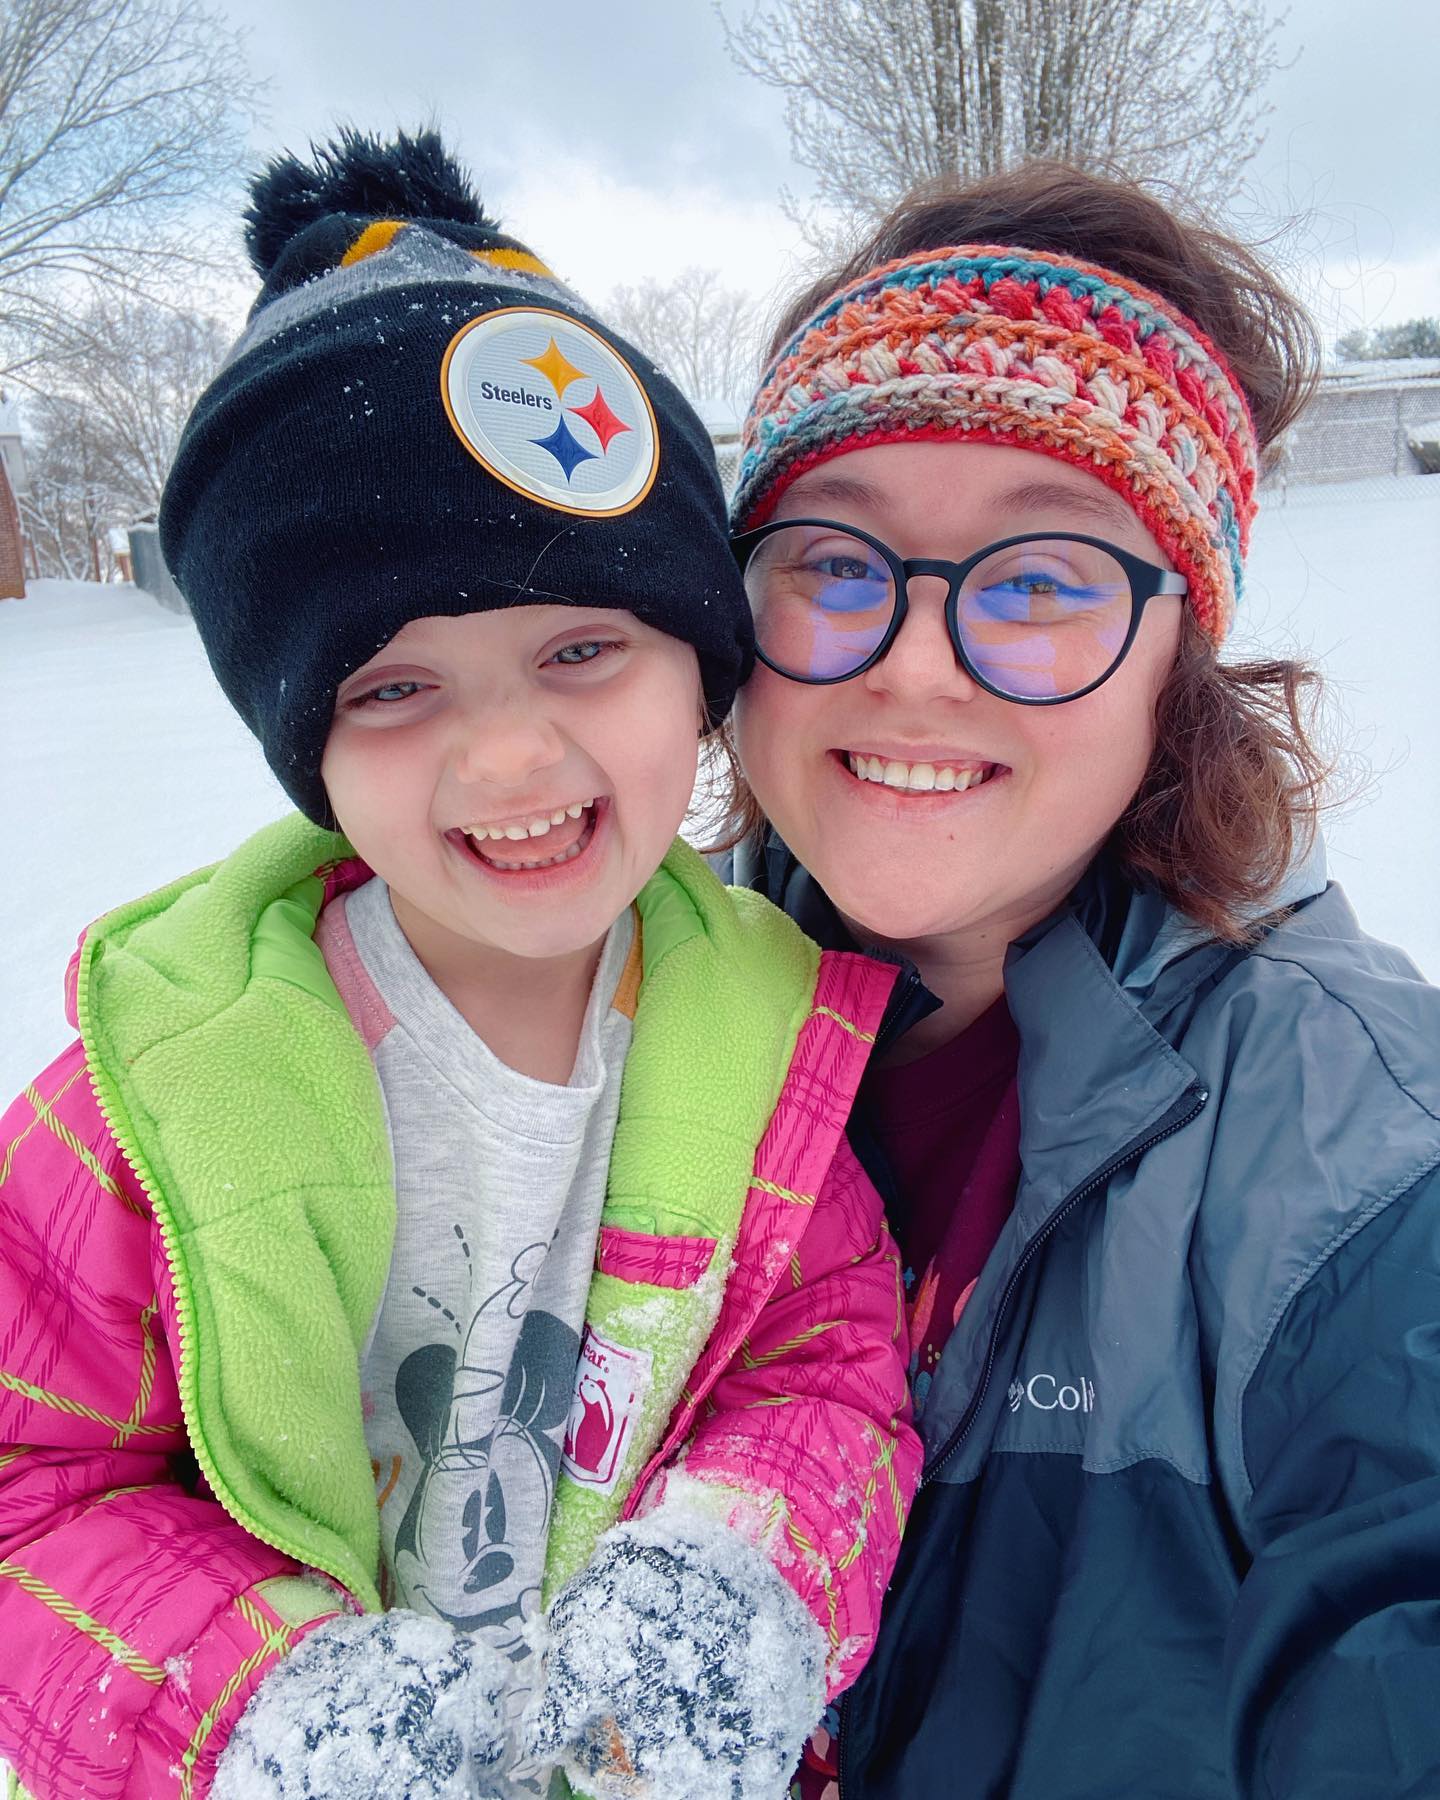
[862,576,981,704]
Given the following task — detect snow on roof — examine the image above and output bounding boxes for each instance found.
[1327,357,1440,388]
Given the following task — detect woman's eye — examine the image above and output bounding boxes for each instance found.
[799,543,889,579]
[793,552,890,615]
[974,576,1106,622]
[996,569,1066,594]
[808,554,884,582]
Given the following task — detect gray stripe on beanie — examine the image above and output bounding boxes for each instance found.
[224,227,585,369]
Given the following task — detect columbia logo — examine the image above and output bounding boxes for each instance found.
[1008,1373,1097,1414]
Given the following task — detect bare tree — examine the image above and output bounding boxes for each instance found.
[0,0,261,378]
[719,0,1289,239]
[52,294,230,510]
[1336,318,1440,363]
[18,291,229,576]
[17,390,127,578]
[607,267,761,422]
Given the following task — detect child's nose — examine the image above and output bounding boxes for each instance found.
[451,701,566,788]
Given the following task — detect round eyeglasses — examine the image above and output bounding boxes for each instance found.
[731,519,1188,704]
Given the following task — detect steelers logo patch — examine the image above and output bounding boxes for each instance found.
[441,306,660,518]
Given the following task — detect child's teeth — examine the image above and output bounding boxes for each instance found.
[511,839,585,870]
[466,799,597,845]
[465,803,599,869]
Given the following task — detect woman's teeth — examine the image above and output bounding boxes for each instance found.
[464,799,593,843]
[845,754,992,792]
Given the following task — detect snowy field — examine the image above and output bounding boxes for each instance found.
[3,475,1439,1101]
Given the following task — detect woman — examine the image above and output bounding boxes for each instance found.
[722,163,1440,1798]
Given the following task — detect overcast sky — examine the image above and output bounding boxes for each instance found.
[217,0,1438,349]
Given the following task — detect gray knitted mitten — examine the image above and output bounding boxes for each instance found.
[526,1508,827,1800]
[211,1609,511,1799]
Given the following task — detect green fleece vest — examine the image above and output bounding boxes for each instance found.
[73,812,819,1616]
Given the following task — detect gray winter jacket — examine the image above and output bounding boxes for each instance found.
[732,837,1440,1798]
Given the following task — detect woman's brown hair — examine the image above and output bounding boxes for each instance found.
[717,160,1331,943]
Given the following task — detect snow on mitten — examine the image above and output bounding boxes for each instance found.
[210,1609,510,1800]
[526,1505,828,1800]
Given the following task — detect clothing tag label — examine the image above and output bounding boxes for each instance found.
[441,306,659,518]
[561,1325,654,1495]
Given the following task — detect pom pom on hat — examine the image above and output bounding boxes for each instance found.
[244,126,498,279]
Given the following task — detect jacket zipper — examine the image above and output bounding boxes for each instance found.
[835,1081,1207,1798]
[874,967,932,1057]
[625,956,901,1517]
[74,946,364,1603]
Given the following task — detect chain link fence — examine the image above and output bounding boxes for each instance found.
[1263,361,1440,505]
[713,437,743,498]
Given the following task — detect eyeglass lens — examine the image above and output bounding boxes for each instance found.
[744,525,1135,698]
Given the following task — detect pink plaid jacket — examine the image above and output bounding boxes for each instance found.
[0,850,919,1799]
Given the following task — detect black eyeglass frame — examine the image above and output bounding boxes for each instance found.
[731,519,1189,705]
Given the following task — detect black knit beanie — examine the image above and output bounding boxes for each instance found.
[159,129,753,824]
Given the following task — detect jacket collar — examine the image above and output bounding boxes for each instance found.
[1002,902,1201,1234]
[736,830,1216,1229]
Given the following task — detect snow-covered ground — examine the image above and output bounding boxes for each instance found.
[3,581,291,1097]
[1236,476,1440,982]
[3,477,1438,1100]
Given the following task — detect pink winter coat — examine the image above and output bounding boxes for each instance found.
[0,823,920,1799]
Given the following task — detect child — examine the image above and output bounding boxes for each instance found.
[0,132,920,1800]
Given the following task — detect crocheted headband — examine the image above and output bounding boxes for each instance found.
[732,245,1261,643]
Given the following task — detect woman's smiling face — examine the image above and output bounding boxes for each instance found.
[732,440,1185,954]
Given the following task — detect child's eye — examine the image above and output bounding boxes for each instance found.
[549,639,621,667]
[347,680,426,708]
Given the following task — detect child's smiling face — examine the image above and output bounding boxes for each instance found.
[321,605,700,968]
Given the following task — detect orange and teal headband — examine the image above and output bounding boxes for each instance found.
[732,245,1261,644]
